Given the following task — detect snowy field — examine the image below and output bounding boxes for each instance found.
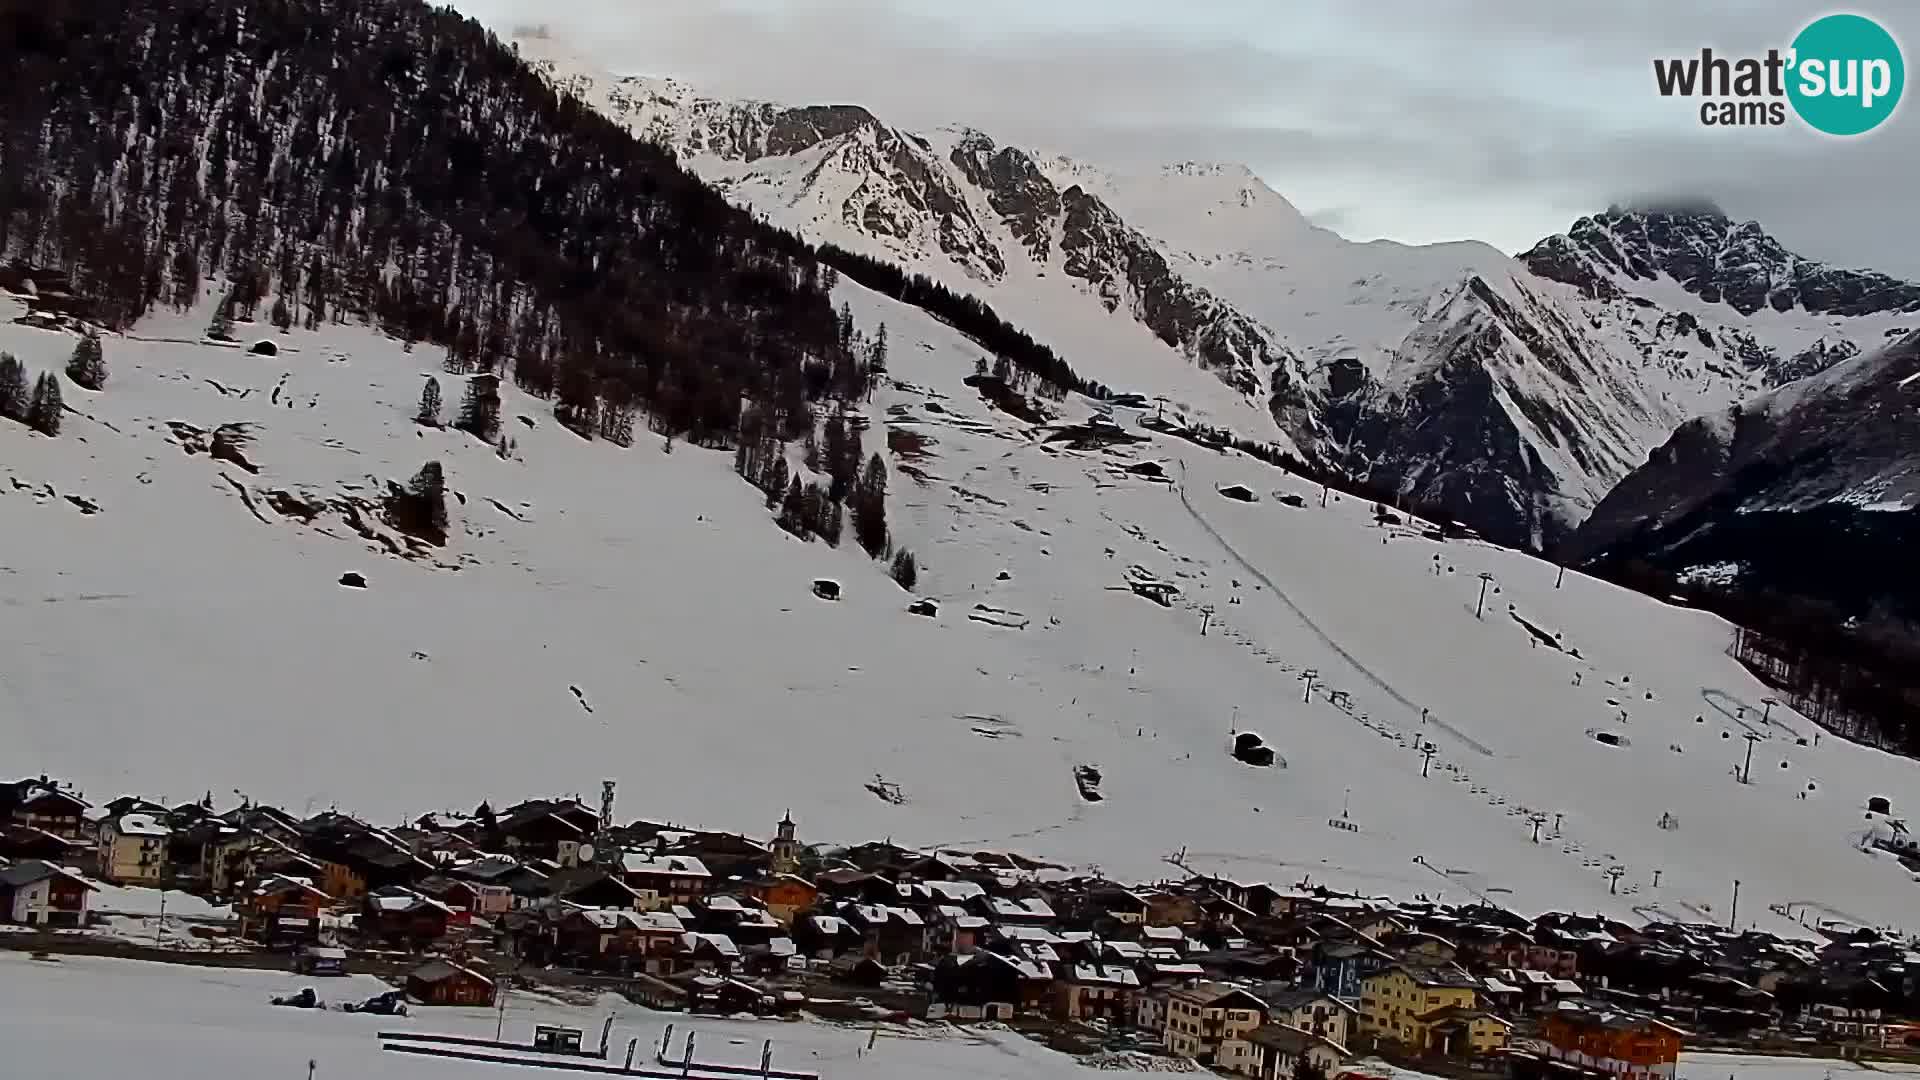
[1678,1055,1920,1080]
[4,274,1920,937]
[0,953,1152,1080]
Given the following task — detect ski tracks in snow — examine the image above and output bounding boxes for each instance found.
[1174,463,1495,759]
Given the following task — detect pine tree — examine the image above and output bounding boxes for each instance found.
[838,423,865,504]
[0,352,26,421]
[476,801,503,849]
[415,377,443,426]
[66,334,106,390]
[409,461,449,539]
[765,455,789,509]
[852,453,890,558]
[603,402,635,447]
[26,373,62,436]
[270,296,293,332]
[871,323,888,378]
[890,550,918,591]
[822,414,848,499]
[455,374,501,441]
[207,303,236,342]
[821,499,842,546]
[387,460,449,544]
[777,477,806,535]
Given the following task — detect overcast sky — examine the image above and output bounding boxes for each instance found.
[445,1,1919,277]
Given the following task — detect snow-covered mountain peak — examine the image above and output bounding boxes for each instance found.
[1525,205,1920,319]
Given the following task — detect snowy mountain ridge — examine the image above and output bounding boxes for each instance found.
[1568,329,1920,622]
[515,35,1915,548]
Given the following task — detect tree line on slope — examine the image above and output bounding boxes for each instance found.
[0,0,861,448]
[1600,558,1920,758]
[815,242,1099,403]
[732,398,916,583]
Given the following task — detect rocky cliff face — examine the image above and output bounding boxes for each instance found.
[1568,330,1920,619]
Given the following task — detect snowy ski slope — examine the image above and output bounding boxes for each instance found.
[3,284,1917,937]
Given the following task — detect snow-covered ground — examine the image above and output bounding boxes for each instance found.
[3,277,1919,937]
[1678,1054,1920,1080]
[0,953,1154,1080]
[1377,1054,1920,1080]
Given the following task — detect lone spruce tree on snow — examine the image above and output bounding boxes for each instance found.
[386,460,449,545]
[852,453,890,558]
[416,377,443,426]
[0,352,26,421]
[890,550,918,591]
[207,304,236,342]
[66,334,106,391]
[26,372,62,436]
[410,461,449,541]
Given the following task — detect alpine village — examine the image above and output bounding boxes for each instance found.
[3,773,1917,1080]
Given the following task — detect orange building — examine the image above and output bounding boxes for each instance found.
[1542,1006,1685,1080]
[747,874,819,926]
[235,875,333,945]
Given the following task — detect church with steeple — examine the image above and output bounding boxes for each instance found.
[770,810,800,876]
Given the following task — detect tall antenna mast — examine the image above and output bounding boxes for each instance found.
[595,780,617,867]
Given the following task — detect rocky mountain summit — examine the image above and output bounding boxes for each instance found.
[1525,204,1920,319]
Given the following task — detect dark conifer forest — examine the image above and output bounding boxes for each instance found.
[0,0,866,444]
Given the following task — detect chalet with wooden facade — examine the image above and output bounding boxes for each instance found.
[407,959,496,1006]
[235,875,331,946]
[0,859,98,927]
[1,778,90,841]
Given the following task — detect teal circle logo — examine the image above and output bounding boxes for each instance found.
[1787,13,1904,136]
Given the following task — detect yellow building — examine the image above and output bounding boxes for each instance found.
[1360,965,1482,1044]
[319,860,368,903]
[98,813,171,886]
[1166,984,1270,1069]
[1415,1006,1512,1057]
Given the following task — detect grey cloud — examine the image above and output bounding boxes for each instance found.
[449,0,1920,277]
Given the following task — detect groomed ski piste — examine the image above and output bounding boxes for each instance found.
[4,276,1919,940]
